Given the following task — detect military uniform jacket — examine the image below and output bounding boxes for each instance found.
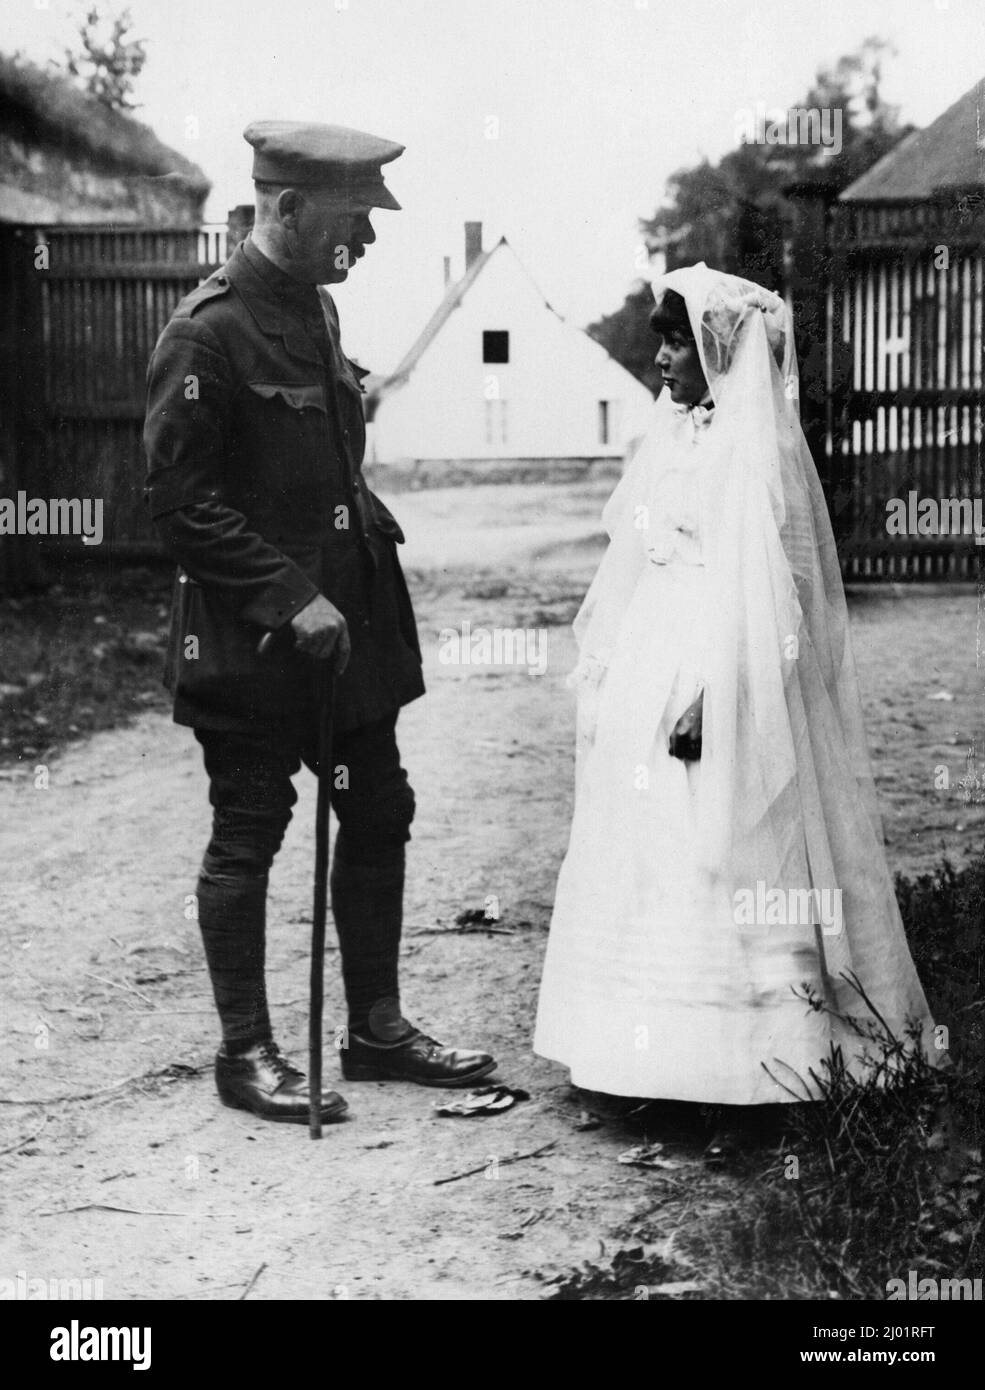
[143,236,424,734]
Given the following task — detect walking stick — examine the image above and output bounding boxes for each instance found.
[308,657,336,1139]
[257,630,337,1140]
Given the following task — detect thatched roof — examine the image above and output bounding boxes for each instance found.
[840,78,984,202]
[0,52,209,194]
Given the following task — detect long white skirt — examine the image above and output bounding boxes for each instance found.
[534,561,922,1105]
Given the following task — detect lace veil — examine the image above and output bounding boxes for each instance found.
[572,262,903,993]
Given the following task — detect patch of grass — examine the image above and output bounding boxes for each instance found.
[687,856,984,1299]
[896,856,984,1086]
[0,566,173,767]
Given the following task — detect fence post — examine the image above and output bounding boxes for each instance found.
[782,174,856,548]
[0,226,48,595]
[227,204,255,258]
[782,175,838,450]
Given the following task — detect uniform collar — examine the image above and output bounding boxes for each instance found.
[225,238,324,365]
[240,236,323,319]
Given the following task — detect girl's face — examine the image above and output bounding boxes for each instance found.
[654,329,709,406]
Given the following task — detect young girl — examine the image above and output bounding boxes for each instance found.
[534,264,936,1146]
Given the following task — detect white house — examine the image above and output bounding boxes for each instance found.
[368,223,655,466]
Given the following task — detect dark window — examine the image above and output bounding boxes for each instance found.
[598,400,610,446]
[483,330,509,363]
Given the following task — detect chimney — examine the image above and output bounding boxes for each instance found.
[442,256,451,287]
[464,221,483,270]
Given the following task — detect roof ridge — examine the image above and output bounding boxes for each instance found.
[382,238,503,385]
[371,234,648,401]
[840,76,984,202]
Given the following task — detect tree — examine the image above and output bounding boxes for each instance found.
[589,37,910,391]
[63,5,146,112]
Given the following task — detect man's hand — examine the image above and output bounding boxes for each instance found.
[669,691,703,761]
[291,594,351,671]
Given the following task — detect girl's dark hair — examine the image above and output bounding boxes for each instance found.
[649,288,694,339]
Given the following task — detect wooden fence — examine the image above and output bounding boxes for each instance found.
[788,189,983,580]
[0,223,224,591]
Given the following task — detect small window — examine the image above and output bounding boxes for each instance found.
[483,330,509,364]
[598,400,610,446]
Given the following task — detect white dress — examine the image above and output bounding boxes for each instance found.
[533,408,930,1104]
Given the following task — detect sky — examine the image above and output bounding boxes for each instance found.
[7,0,985,371]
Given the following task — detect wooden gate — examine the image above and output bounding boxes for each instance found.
[792,193,983,580]
[0,223,224,590]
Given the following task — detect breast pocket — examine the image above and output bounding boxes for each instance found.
[248,382,328,413]
[241,381,339,513]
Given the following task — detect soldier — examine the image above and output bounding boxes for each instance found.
[144,121,496,1124]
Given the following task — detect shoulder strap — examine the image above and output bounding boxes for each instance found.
[173,270,233,320]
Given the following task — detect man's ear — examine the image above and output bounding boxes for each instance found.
[276,187,302,230]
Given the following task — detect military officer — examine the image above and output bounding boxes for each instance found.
[144,121,496,1124]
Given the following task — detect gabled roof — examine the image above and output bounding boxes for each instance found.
[371,233,645,407]
[380,237,503,390]
[840,78,984,202]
